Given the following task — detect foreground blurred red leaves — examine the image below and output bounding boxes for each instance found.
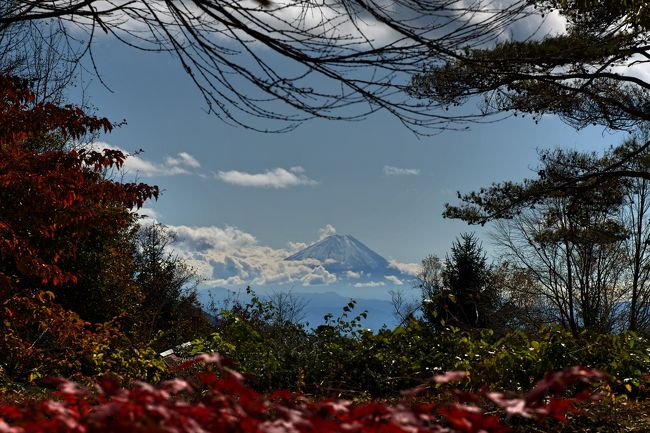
[0,355,604,433]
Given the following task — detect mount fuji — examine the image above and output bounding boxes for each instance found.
[200,234,417,330]
[285,234,407,283]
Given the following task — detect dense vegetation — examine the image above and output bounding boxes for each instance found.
[189,293,650,400]
[0,74,210,387]
[0,353,614,433]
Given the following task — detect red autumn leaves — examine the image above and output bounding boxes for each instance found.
[0,74,159,292]
[0,74,159,379]
[0,355,604,433]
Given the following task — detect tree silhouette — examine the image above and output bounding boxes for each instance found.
[133,223,211,349]
[0,1,534,132]
[447,142,650,333]
[423,233,499,330]
[411,0,650,193]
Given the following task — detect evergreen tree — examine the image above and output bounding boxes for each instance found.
[411,1,650,190]
[424,233,500,330]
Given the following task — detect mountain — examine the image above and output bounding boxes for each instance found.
[285,234,403,280]
[197,235,418,331]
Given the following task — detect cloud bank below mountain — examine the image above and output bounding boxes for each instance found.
[144,220,419,292]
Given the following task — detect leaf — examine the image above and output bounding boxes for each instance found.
[432,371,468,384]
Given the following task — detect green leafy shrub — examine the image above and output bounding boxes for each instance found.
[191,292,650,399]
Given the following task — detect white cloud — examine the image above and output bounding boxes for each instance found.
[164,224,338,288]
[346,270,361,279]
[216,166,318,188]
[137,207,159,221]
[90,141,201,177]
[140,223,412,291]
[383,166,420,176]
[169,225,258,252]
[511,6,566,39]
[384,275,403,285]
[456,0,567,42]
[165,152,201,168]
[354,281,385,288]
[388,260,420,276]
[318,224,337,240]
[287,241,308,252]
[301,265,338,286]
[70,0,400,46]
[610,53,650,84]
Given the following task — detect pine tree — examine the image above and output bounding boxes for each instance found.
[428,233,499,329]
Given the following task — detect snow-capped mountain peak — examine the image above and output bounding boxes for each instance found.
[285,234,393,277]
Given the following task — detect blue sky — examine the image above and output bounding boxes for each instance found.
[73,28,625,297]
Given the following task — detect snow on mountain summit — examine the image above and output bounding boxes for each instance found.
[285,234,394,277]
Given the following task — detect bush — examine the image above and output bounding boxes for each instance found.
[191,293,650,399]
[0,291,169,386]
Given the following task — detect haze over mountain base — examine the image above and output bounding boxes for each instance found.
[198,286,416,331]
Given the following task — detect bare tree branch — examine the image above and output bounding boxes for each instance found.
[0,0,537,132]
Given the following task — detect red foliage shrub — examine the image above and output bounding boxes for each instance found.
[0,74,159,380]
[0,355,604,433]
[0,75,158,293]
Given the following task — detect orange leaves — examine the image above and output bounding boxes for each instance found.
[36,291,55,303]
[0,291,123,381]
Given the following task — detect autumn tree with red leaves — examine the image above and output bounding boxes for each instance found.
[0,75,160,381]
